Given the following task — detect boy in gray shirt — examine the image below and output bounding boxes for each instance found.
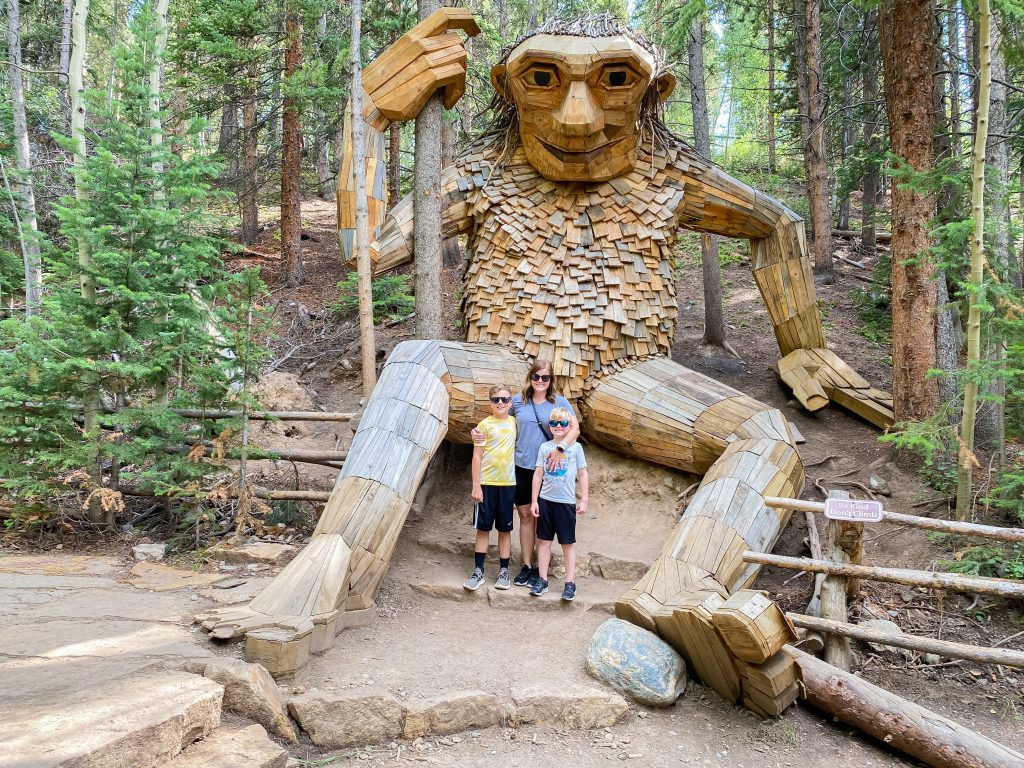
[529,407,589,601]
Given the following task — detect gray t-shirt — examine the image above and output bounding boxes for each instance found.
[512,394,576,470]
[535,440,587,504]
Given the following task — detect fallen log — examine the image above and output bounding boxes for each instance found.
[832,228,892,242]
[742,552,1024,599]
[786,645,1024,768]
[121,487,332,502]
[171,409,356,422]
[788,613,1024,670]
[764,496,1024,543]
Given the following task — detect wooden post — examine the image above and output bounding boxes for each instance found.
[821,491,855,669]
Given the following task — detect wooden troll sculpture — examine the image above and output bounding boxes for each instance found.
[200,12,893,685]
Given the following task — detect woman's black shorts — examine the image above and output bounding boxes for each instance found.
[514,464,535,507]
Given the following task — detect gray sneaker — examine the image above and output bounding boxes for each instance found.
[463,568,485,591]
[495,568,512,590]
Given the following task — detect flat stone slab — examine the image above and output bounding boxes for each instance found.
[126,562,224,592]
[212,542,298,567]
[167,725,287,768]
[0,554,121,577]
[289,690,405,748]
[0,660,222,768]
[0,618,214,660]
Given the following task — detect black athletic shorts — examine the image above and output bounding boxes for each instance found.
[474,485,515,532]
[536,497,577,544]
[514,464,535,507]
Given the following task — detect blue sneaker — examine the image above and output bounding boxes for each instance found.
[530,577,549,597]
[513,565,534,587]
[561,582,577,602]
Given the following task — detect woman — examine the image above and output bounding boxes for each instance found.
[477,359,580,588]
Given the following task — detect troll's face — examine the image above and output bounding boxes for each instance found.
[491,34,675,182]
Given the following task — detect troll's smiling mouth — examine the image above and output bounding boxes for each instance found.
[535,135,626,162]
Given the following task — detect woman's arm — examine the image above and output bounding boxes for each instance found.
[530,466,543,517]
[577,467,589,516]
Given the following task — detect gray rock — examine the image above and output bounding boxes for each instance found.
[289,690,405,748]
[167,724,288,768]
[584,618,686,706]
[132,542,168,562]
[511,684,628,729]
[403,691,501,739]
[860,619,913,659]
[868,474,892,495]
[215,542,298,567]
[185,657,298,742]
[588,554,649,582]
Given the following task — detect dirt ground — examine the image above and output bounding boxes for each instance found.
[7,198,1019,767]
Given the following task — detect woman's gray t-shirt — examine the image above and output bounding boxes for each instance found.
[511,393,575,470]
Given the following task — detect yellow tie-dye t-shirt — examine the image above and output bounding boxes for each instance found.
[474,416,517,486]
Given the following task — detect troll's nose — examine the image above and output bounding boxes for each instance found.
[552,80,604,136]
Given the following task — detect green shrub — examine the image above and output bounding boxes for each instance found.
[333,273,414,323]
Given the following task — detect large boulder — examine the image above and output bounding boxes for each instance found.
[185,658,297,742]
[585,618,687,707]
[288,690,405,748]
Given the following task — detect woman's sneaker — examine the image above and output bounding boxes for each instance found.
[463,568,485,591]
[561,582,577,602]
[495,568,512,590]
[530,578,549,597]
[513,565,534,587]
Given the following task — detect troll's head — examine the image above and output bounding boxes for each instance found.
[486,15,676,182]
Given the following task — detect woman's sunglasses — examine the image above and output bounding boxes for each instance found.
[490,396,512,404]
[549,419,570,428]
[531,374,552,382]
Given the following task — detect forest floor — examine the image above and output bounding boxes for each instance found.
[222,197,1024,765]
[3,196,1022,767]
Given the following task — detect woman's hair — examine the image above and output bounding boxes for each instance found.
[549,407,571,423]
[522,358,559,404]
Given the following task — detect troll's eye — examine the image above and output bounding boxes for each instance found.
[523,66,558,89]
[603,67,635,88]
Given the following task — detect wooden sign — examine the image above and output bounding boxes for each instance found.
[824,497,883,522]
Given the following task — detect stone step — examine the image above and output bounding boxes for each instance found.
[409,578,623,614]
[166,725,288,768]
[414,537,649,581]
[0,660,223,768]
[288,685,627,749]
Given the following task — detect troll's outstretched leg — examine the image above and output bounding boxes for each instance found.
[198,340,527,673]
[581,357,803,700]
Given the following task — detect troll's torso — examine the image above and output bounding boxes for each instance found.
[458,142,697,399]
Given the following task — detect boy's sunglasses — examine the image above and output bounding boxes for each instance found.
[549,419,570,428]
[490,396,512,404]
[531,374,552,382]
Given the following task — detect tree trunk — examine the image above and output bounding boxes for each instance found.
[315,12,334,201]
[946,0,961,158]
[441,114,462,271]
[148,0,170,187]
[974,17,1007,462]
[688,17,727,350]
[836,75,852,231]
[387,122,401,210]
[281,8,304,286]
[240,44,260,245]
[954,0,991,520]
[804,0,833,282]
[60,0,73,84]
[787,646,1024,768]
[350,0,376,398]
[766,0,777,174]
[880,0,939,422]
[5,0,43,316]
[860,9,879,258]
[70,0,103,524]
[413,0,444,338]
[219,84,239,185]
